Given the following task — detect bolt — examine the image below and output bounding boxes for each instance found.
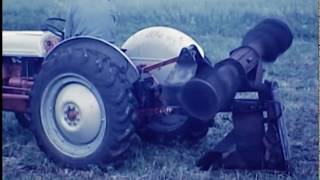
[246,57,253,63]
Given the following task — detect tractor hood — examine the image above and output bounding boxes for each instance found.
[2,31,47,57]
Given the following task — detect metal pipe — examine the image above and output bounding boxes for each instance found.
[142,57,177,72]
[2,93,29,100]
[2,85,31,92]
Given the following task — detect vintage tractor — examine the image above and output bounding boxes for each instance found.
[2,18,292,170]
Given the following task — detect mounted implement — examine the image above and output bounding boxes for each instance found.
[184,18,293,170]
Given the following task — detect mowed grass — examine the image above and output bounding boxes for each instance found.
[2,0,318,179]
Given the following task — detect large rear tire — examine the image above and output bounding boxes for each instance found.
[138,117,210,143]
[30,41,137,168]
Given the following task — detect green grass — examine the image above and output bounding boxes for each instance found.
[2,0,318,179]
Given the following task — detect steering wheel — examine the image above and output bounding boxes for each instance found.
[42,17,66,38]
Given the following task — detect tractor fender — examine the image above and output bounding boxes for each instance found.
[45,36,139,84]
[122,26,205,84]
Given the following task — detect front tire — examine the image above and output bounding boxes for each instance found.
[30,43,137,168]
[15,112,31,128]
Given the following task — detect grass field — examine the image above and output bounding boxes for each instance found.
[2,0,319,179]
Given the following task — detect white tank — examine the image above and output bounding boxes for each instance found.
[122,26,204,84]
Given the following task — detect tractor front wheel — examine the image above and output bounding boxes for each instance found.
[15,112,31,128]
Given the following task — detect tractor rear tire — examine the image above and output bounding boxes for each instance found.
[30,46,137,168]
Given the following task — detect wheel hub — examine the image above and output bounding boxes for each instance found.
[54,83,103,145]
[40,72,107,157]
[63,103,80,126]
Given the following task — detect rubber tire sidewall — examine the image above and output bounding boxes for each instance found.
[30,48,136,168]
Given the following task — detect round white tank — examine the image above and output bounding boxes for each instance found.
[122,26,204,84]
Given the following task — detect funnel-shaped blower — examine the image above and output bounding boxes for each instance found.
[180,18,293,121]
